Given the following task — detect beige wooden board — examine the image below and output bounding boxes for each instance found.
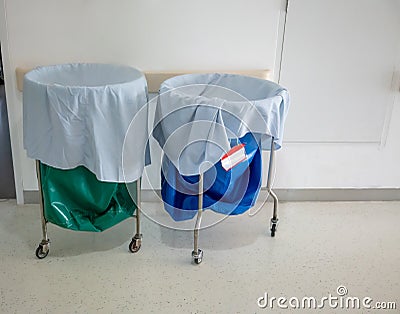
[16,67,270,93]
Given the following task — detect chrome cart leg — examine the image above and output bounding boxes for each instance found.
[267,138,279,237]
[35,160,50,259]
[192,173,204,264]
[129,177,143,253]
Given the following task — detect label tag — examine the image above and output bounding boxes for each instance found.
[221,144,247,171]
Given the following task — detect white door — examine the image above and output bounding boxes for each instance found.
[280,0,400,143]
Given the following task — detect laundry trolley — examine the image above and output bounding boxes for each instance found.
[23,63,150,258]
[153,73,289,264]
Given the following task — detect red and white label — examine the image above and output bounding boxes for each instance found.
[221,144,247,171]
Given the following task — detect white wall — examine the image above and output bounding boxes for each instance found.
[0,0,283,202]
[1,0,399,204]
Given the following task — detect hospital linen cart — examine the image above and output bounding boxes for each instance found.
[153,73,289,264]
[22,63,149,258]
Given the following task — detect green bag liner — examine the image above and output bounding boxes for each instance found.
[40,163,137,232]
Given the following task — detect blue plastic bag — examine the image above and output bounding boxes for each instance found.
[161,133,262,221]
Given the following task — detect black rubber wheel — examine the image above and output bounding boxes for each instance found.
[35,246,49,259]
[192,249,203,265]
[129,240,141,253]
[271,224,276,237]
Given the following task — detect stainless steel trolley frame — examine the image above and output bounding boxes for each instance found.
[191,137,278,264]
[35,160,143,259]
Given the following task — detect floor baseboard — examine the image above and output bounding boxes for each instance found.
[23,188,400,204]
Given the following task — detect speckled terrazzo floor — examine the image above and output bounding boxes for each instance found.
[0,200,399,313]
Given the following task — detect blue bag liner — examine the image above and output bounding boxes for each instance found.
[161,133,262,221]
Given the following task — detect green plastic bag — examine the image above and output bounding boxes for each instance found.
[40,163,137,232]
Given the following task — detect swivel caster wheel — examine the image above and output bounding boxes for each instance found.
[270,224,276,237]
[270,218,278,237]
[192,249,203,265]
[129,234,142,253]
[35,243,49,259]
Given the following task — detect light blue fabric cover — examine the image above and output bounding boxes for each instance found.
[153,73,290,176]
[23,63,150,183]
